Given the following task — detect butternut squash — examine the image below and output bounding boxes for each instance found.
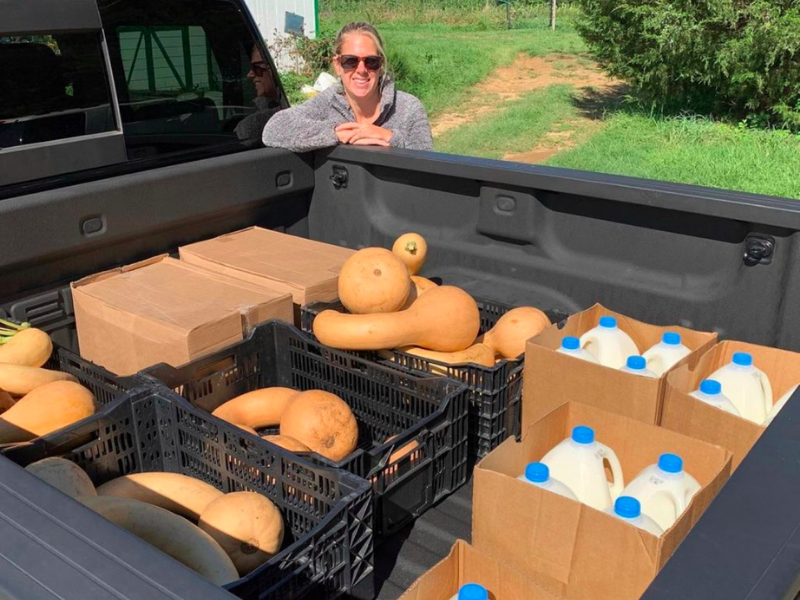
[80,495,239,585]
[399,343,496,372]
[411,275,437,296]
[0,325,53,368]
[97,472,223,520]
[198,491,284,576]
[314,286,480,352]
[261,434,311,452]
[211,387,297,429]
[0,380,95,444]
[234,424,259,436]
[338,248,412,314]
[0,363,76,396]
[25,457,97,499]
[280,390,358,462]
[482,307,551,359]
[392,233,427,275]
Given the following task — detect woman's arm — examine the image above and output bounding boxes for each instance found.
[261,94,340,152]
[389,97,434,151]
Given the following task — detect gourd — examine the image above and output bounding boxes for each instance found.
[25,457,97,499]
[338,248,412,314]
[0,363,76,396]
[314,286,480,352]
[280,390,358,462]
[0,380,95,443]
[80,495,239,585]
[0,321,53,368]
[262,435,311,452]
[211,387,297,429]
[482,307,551,359]
[399,343,496,370]
[392,233,427,275]
[198,491,284,576]
[97,472,223,520]
[411,276,437,296]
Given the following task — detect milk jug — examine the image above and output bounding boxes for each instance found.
[450,583,488,600]
[763,384,799,427]
[621,453,701,531]
[642,332,691,376]
[604,496,664,536]
[580,316,639,369]
[619,355,658,378]
[707,352,773,424]
[518,462,579,501]
[689,379,740,416]
[557,336,600,364]
[541,425,624,511]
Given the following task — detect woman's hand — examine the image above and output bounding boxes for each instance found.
[335,122,393,146]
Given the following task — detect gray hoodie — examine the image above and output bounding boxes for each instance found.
[262,77,433,152]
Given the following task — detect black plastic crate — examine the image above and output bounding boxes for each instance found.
[141,321,469,537]
[3,387,373,600]
[300,299,568,459]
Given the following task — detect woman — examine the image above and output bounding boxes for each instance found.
[235,44,281,140]
[262,22,433,152]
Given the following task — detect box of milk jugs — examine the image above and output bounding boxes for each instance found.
[662,339,800,469]
[522,304,718,428]
[471,400,732,600]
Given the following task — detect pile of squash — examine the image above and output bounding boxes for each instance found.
[211,388,359,462]
[0,319,96,443]
[25,457,285,584]
[312,234,552,366]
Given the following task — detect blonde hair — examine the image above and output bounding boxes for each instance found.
[334,21,390,76]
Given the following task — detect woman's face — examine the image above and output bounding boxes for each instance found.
[334,34,383,101]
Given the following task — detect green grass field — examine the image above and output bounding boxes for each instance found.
[303,0,800,199]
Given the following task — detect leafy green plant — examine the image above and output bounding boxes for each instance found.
[576,0,800,129]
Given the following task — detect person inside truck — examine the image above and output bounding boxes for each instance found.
[234,45,282,140]
[262,21,433,152]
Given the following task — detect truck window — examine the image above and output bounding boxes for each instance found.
[99,0,283,159]
[0,34,117,148]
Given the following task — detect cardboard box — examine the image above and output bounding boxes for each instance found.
[523,303,717,428]
[473,401,732,600]
[398,540,564,600]
[179,227,355,307]
[73,256,293,375]
[661,339,800,470]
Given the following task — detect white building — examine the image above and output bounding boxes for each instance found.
[244,0,318,71]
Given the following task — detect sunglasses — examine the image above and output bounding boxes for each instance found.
[338,54,384,71]
[250,62,271,77]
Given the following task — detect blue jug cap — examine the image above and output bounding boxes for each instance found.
[626,356,646,370]
[572,425,594,444]
[658,453,683,473]
[458,583,488,600]
[525,462,549,483]
[699,379,721,395]
[562,336,580,351]
[614,496,641,518]
[599,316,617,328]
[662,332,681,345]
[733,352,753,366]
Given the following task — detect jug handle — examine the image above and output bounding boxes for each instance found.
[601,443,625,499]
[760,371,774,417]
[580,332,598,354]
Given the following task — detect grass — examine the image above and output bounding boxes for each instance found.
[547,114,800,198]
[436,85,577,158]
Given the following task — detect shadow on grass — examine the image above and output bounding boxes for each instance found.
[571,83,630,120]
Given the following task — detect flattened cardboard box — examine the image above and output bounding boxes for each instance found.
[398,540,565,600]
[72,255,293,375]
[662,339,800,470]
[473,401,732,600]
[179,227,355,307]
[523,303,717,428]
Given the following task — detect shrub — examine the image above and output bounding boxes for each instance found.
[576,0,800,128]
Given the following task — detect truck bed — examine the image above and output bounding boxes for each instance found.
[2,145,800,600]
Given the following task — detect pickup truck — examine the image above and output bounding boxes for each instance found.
[1,1,799,599]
